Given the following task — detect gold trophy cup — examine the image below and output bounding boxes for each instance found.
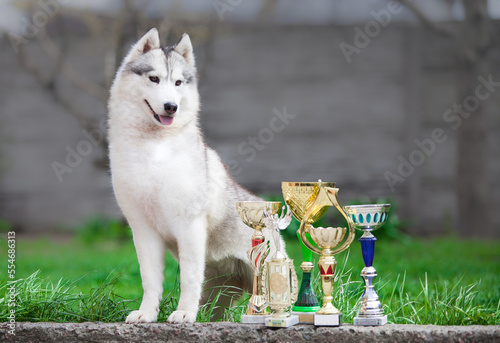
[281,181,336,323]
[297,181,356,326]
[236,201,281,324]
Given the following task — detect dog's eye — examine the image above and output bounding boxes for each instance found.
[149,76,160,84]
[175,80,182,86]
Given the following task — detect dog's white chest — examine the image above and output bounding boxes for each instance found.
[111,137,207,229]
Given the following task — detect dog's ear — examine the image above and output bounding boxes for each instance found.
[127,28,161,61]
[174,33,195,67]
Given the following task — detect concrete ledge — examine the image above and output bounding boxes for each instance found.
[1,322,499,343]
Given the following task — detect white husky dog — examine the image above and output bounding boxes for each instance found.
[108,28,281,324]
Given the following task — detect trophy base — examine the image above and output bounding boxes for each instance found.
[266,315,299,328]
[354,315,387,326]
[292,305,320,324]
[314,313,342,327]
[292,305,320,312]
[292,311,315,324]
[242,315,269,324]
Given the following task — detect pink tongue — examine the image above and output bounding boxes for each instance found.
[159,115,174,126]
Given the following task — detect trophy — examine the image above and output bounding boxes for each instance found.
[297,181,356,326]
[262,205,299,328]
[281,181,336,323]
[236,201,281,324]
[344,204,391,326]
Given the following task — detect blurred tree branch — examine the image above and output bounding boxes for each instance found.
[397,0,493,237]
[396,0,456,38]
[456,0,492,237]
[37,29,108,102]
[14,2,112,170]
[17,39,99,135]
[12,0,216,172]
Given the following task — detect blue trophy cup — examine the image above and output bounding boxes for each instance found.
[344,204,391,326]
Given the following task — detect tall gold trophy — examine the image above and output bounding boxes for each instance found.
[236,201,281,324]
[281,181,336,323]
[290,181,356,326]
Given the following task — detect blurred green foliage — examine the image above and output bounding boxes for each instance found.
[0,219,12,234]
[76,216,131,244]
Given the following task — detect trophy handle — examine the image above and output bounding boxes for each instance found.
[290,259,299,304]
[249,240,271,271]
[298,186,333,255]
[298,186,356,256]
[299,224,322,255]
[323,187,356,255]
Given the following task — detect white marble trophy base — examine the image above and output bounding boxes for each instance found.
[314,313,341,326]
[266,315,299,328]
[242,314,269,324]
[354,315,387,326]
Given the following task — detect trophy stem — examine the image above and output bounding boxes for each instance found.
[300,232,314,263]
[252,227,265,247]
[245,234,271,319]
[360,230,376,267]
[246,273,268,316]
[354,230,387,325]
[316,249,340,315]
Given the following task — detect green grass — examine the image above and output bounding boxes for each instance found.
[285,232,500,325]
[0,217,498,325]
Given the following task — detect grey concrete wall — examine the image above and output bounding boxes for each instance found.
[0,23,499,236]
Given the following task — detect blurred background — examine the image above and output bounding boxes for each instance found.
[0,0,499,238]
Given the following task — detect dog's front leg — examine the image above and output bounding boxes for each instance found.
[126,222,166,324]
[167,215,207,324]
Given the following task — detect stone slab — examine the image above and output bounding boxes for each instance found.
[1,322,498,343]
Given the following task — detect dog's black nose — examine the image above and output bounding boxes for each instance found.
[164,102,177,115]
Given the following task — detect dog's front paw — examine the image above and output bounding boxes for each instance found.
[125,309,158,323]
[167,310,197,324]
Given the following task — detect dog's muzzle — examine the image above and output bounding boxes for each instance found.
[145,100,174,126]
